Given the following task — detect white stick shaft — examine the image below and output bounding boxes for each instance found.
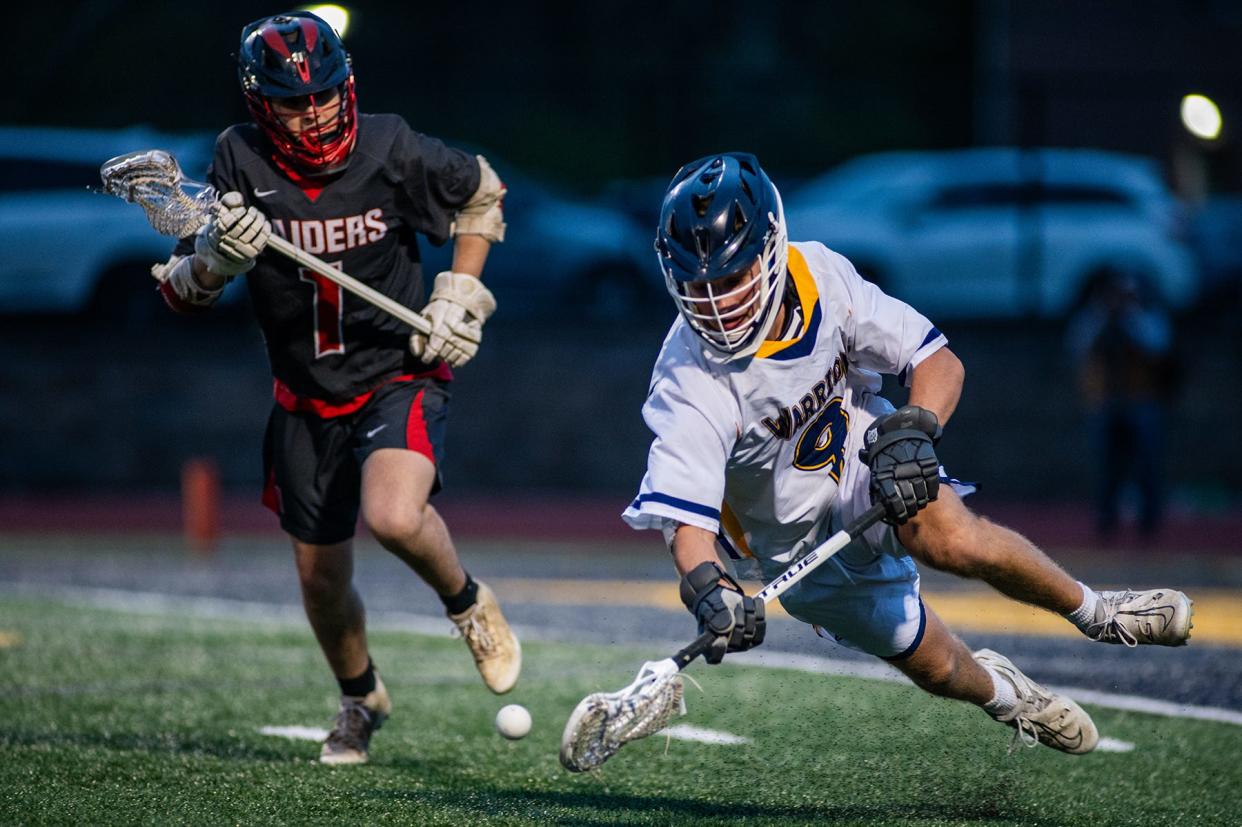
[266,235,432,335]
[754,503,886,603]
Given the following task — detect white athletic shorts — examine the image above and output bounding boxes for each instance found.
[775,458,975,661]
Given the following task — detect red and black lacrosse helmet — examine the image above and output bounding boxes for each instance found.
[237,11,357,174]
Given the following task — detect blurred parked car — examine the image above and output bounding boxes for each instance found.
[783,148,1198,318]
[0,126,221,322]
[1188,194,1242,306]
[423,154,660,320]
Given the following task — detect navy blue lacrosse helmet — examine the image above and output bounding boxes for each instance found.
[237,11,357,173]
[655,153,788,359]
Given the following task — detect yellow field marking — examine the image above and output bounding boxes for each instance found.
[0,631,23,648]
[924,590,1242,645]
[488,579,1242,646]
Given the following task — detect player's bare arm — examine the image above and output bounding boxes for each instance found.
[906,346,965,426]
[410,155,505,367]
[855,346,963,526]
[853,346,963,527]
[669,524,721,576]
[450,232,491,277]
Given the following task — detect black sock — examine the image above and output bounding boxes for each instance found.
[337,658,377,698]
[441,573,478,615]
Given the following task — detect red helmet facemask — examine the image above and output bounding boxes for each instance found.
[244,75,358,174]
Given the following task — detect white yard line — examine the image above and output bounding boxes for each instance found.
[262,722,756,747]
[1096,737,1135,753]
[730,648,1242,728]
[11,583,1242,729]
[660,724,750,745]
[1052,688,1242,727]
[259,725,329,742]
[4,583,454,637]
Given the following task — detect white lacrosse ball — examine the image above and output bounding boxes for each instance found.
[495,704,532,740]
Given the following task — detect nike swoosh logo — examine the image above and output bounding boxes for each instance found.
[1031,718,1084,750]
[254,188,278,198]
[366,424,388,439]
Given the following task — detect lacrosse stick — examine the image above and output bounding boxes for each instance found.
[98,149,431,335]
[559,501,887,772]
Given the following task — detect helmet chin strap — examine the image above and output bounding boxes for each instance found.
[768,274,800,341]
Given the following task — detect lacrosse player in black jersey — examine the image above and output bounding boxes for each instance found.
[155,10,518,764]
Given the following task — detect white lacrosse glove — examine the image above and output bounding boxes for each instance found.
[194,191,271,276]
[409,271,497,368]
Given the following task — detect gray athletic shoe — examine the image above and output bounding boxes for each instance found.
[1086,589,1193,647]
[449,581,521,694]
[974,649,1098,755]
[320,676,392,765]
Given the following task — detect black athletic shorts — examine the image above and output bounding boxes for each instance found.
[261,377,450,544]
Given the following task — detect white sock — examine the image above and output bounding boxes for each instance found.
[1065,582,1100,632]
[981,666,1018,718]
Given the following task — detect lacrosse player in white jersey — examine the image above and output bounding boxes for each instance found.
[623,153,1195,755]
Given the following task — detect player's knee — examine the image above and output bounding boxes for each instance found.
[297,564,348,607]
[906,513,989,575]
[908,647,962,697]
[362,501,424,548]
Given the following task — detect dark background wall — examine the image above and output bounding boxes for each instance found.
[12,2,1241,190]
[8,2,979,186]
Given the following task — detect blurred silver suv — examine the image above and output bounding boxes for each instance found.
[0,126,215,320]
[783,148,1198,318]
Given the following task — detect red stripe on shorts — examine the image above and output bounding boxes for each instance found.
[273,362,453,418]
[404,388,435,464]
[261,466,283,516]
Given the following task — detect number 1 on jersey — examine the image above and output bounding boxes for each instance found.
[299,267,345,358]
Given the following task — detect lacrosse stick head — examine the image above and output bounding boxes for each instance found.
[99,149,217,238]
[559,658,686,772]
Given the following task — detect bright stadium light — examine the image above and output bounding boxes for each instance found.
[1180,93,1222,141]
[303,4,350,38]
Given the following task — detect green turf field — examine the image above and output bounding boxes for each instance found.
[1,595,1239,826]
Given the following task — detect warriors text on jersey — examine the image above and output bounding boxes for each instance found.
[622,242,947,581]
[174,113,480,407]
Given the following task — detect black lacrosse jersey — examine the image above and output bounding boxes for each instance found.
[176,114,480,406]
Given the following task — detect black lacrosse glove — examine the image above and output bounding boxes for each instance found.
[679,562,766,664]
[858,405,942,526]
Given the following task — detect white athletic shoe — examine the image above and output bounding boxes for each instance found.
[1086,589,1194,647]
[449,581,521,694]
[974,649,1098,755]
[319,676,392,765]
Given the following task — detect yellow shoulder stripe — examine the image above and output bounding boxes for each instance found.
[756,246,819,359]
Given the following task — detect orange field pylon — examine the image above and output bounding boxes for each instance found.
[182,457,220,554]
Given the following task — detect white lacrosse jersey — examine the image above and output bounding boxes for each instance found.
[622,241,947,581]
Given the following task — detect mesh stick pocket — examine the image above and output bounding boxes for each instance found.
[100,150,217,238]
[559,660,687,772]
